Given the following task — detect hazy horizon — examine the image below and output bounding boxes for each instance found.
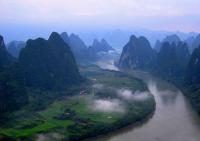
[0,0,200,43]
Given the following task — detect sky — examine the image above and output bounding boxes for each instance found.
[0,0,200,42]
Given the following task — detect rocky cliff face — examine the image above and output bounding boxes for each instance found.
[156,41,190,79]
[0,35,15,70]
[175,42,190,67]
[61,32,89,63]
[157,42,180,78]
[191,34,200,53]
[185,46,200,85]
[118,35,156,70]
[0,35,28,113]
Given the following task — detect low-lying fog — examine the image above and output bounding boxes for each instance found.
[91,83,151,113]
[117,89,150,101]
[89,61,152,114]
[92,84,105,90]
[95,60,119,71]
[93,99,125,113]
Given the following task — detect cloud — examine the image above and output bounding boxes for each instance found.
[1,0,200,22]
[91,89,151,114]
[93,99,125,113]
[117,89,133,100]
[92,84,104,90]
[0,0,200,32]
[117,89,150,101]
[132,91,151,101]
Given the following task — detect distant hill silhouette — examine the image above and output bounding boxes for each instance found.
[88,38,115,60]
[61,32,89,63]
[7,41,26,58]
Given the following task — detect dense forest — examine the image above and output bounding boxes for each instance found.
[1,29,200,140]
[0,31,157,141]
[0,32,82,115]
[119,34,200,114]
[1,0,200,141]
[2,31,200,115]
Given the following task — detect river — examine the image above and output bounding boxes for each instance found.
[92,61,200,141]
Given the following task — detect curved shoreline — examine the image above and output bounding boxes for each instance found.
[0,67,156,141]
[77,68,156,141]
[0,107,156,141]
[65,90,156,141]
[83,110,155,141]
[88,69,200,141]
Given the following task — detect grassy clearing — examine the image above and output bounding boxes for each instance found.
[0,65,155,141]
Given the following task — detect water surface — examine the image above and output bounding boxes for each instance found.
[92,63,200,141]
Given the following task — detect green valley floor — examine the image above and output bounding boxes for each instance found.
[0,65,155,141]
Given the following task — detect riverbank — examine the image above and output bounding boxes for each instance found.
[88,68,200,141]
[83,110,155,141]
[161,78,200,116]
[148,71,200,116]
[122,66,200,116]
[0,65,155,141]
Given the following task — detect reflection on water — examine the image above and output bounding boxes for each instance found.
[92,61,200,141]
[146,78,179,108]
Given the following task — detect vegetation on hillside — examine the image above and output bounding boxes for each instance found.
[118,34,200,115]
[0,65,155,141]
[184,46,200,114]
